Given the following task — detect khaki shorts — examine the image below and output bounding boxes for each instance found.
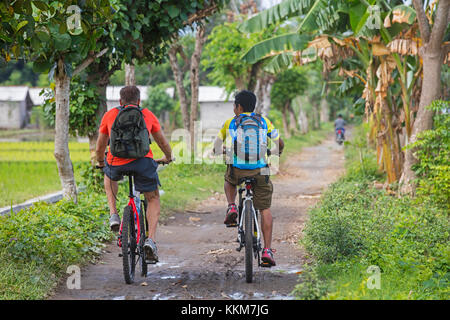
[225,166,273,210]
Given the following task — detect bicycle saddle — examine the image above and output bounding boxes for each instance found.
[238,177,257,186]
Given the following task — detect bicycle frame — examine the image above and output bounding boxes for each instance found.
[118,175,142,248]
[237,180,262,259]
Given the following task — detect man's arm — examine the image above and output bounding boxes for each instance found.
[152,129,172,163]
[96,132,109,167]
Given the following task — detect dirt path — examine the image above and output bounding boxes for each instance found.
[50,134,346,300]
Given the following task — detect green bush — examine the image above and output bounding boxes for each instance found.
[0,192,112,299]
[408,100,450,210]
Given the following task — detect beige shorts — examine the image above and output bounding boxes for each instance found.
[225,166,273,210]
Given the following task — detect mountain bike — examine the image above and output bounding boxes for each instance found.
[235,177,270,283]
[96,161,168,284]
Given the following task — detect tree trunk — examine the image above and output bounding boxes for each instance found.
[168,45,190,131]
[254,78,263,114]
[288,104,298,134]
[281,102,291,139]
[298,105,308,134]
[312,103,320,130]
[125,63,136,86]
[319,96,329,123]
[189,26,206,153]
[235,77,246,91]
[400,0,449,194]
[247,61,262,92]
[260,77,274,116]
[320,74,329,123]
[54,58,77,202]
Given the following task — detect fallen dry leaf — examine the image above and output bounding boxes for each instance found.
[189,216,202,223]
[205,248,233,255]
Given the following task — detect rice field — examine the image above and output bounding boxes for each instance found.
[0,142,91,207]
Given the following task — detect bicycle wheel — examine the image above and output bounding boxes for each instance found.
[139,200,148,277]
[244,199,254,283]
[122,205,137,284]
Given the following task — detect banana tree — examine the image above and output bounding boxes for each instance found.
[238,0,431,184]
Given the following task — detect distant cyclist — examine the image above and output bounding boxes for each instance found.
[213,90,284,267]
[95,85,172,264]
[334,114,346,141]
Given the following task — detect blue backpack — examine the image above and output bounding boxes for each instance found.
[231,113,268,168]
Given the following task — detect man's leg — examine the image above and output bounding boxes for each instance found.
[104,174,120,231]
[143,190,160,241]
[224,180,239,226]
[260,208,273,249]
[224,180,237,205]
[104,174,118,214]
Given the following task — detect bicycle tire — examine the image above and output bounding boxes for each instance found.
[122,205,136,284]
[244,199,254,283]
[139,200,147,277]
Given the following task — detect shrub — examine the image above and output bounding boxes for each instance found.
[0,191,112,299]
[408,100,450,210]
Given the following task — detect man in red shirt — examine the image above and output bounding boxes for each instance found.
[96,86,172,263]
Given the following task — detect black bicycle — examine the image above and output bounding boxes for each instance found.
[235,177,270,283]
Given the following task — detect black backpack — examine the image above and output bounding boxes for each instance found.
[109,105,150,159]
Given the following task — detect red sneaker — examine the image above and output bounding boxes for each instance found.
[261,248,276,267]
[224,204,238,227]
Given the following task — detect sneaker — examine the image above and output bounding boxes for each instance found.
[144,238,158,264]
[224,204,238,227]
[261,248,276,267]
[109,213,120,232]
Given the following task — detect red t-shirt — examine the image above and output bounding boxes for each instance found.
[99,105,161,166]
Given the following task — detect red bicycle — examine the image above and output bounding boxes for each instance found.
[116,161,168,284]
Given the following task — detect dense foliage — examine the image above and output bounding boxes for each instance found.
[408,100,450,211]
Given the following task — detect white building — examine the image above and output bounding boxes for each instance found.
[0,86,33,129]
[198,86,234,129]
[106,86,175,110]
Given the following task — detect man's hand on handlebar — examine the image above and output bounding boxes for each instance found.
[155,155,173,165]
[96,160,105,169]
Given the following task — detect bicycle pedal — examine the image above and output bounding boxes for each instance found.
[226,223,238,228]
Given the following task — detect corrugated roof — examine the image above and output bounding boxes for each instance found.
[29,87,48,105]
[198,86,230,102]
[0,86,29,102]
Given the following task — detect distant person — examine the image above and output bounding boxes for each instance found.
[95,85,172,264]
[334,114,346,140]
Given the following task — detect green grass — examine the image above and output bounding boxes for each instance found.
[0,142,89,207]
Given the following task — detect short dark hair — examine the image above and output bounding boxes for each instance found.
[120,86,140,105]
[234,90,256,113]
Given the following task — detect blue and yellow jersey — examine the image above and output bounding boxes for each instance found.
[218,112,280,169]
